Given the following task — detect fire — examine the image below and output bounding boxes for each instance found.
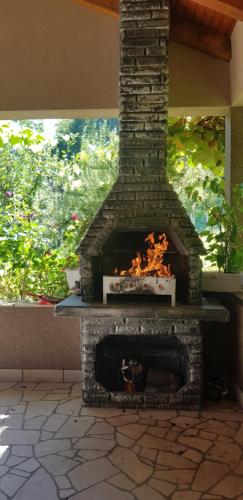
[118,232,172,278]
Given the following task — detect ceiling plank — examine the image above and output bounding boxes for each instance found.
[73,0,118,18]
[170,17,231,61]
[190,0,243,21]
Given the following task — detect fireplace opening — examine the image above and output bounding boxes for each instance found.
[95,335,189,393]
[92,230,189,303]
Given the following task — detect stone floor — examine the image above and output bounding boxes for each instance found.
[0,384,243,499]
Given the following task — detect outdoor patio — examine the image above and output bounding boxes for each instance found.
[0,382,243,499]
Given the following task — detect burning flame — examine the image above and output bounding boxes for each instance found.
[117,232,172,278]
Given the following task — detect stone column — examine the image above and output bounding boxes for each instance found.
[119,0,169,177]
[231,108,243,187]
[230,107,243,248]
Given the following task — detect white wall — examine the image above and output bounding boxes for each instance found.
[230,22,243,106]
[0,0,230,117]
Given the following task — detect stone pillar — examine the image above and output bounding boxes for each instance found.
[119,0,169,177]
[231,108,243,188]
[230,107,243,247]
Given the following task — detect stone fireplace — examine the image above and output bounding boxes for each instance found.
[55,0,229,409]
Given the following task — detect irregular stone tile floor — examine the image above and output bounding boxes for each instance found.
[0,383,243,499]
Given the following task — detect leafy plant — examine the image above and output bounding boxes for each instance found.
[185,178,243,272]
[0,121,118,301]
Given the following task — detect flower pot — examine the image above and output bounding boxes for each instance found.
[202,272,241,293]
[65,268,80,290]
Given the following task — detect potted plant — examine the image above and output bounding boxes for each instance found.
[187,178,243,292]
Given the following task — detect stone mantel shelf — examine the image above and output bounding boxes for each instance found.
[55,295,229,322]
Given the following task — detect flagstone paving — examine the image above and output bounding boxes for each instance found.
[0,384,243,499]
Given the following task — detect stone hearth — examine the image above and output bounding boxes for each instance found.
[55,296,229,409]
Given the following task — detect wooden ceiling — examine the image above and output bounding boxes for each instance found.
[73,0,243,61]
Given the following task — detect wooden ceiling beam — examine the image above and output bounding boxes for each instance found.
[72,0,118,18]
[170,17,231,61]
[190,0,243,21]
[73,0,232,61]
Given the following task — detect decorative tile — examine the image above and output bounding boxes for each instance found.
[87,422,114,435]
[5,412,24,429]
[133,483,166,500]
[182,448,202,464]
[39,454,77,475]
[77,450,107,460]
[178,436,211,452]
[0,429,39,445]
[0,390,21,406]
[25,401,57,419]
[109,446,153,484]
[16,458,40,473]
[149,478,176,496]
[108,472,137,490]
[211,475,243,498]
[11,446,33,458]
[55,417,94,438]
[106,414,139,427]
[43,414,68,432]
[56,398,82,416]
[138,434,185,453]
[118,423,147,440]
[0,385,243,500]
[55,475,72,489]
[70,481,134,499]
[74,437,115,451]
[21,391,48,402]
[24,416,47,430]
[12,468,59,500]
[6,456,25,467]
[116,432,135,448]
[68,457,119,491]
[172,492,201,500]
[0,466,9,478]
[59,489,76,498]
[197,420,235,437]
[192,461,229,492]
[41,431,53,441]
[170,416,200,429]
[207,442,242,466]
[35,439,71,457]
[154,469,195,485]
[81,407,123,418]
[0,473,26,496]
[0,446,9,465]
[157,451,196,469]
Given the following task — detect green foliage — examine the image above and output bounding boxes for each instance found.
[1,115,241,302]
[54,118,118,159]
[185,178,243,272]
[168,116,226,235]
[0,121,118,300]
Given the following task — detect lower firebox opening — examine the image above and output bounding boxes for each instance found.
[95,335,188,394]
